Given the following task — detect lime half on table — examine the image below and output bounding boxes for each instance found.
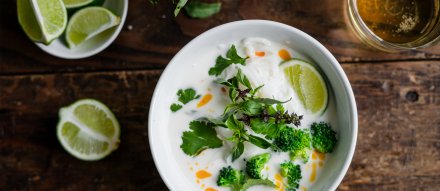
[17,0,67,44]
[57,99,120,161]
[282,59,328,114]
[66,7,121,48]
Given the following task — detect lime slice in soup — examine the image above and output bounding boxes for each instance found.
[281,59,328,114]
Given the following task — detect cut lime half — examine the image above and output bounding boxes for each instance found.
[66,7,121,48]
[17,0,67,44]
[281,59,328,114]
[57,99,120,161]
[63,0,94,9]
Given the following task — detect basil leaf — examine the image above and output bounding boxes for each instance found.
[240,100,263,115]
[231,141,244,161]
[184,1,221,19]
[174,0,188,16]
[248,135,272,149]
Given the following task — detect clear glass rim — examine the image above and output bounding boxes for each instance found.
[347,0,440,51]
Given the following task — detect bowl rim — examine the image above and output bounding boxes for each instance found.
[35,0,128,59]
[148,19,358,191]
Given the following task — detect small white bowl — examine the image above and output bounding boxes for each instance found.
[36,0,128,59]
[149,20,358,191]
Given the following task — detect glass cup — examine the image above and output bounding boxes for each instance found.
[347,0,440,52]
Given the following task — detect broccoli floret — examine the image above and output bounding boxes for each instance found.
[246,153,270,179]
[217,166,245,189]
[280,161,302,190]
[274,127,311,162]
[311,122,337,153]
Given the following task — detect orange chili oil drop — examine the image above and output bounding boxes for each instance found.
[278,49,291,60]
[196,170,212,179]
[255,51,265,57]
[197,94,213,108]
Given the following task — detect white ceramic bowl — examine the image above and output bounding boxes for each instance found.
[149,20,357,191]
[36,0,128,59]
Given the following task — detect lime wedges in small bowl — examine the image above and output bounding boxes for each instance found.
[17,0,128,59]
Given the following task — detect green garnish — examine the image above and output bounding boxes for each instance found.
[150,0,221,18]
[177,88,201,104]
[209,45,248,76]
[170,103,183,112]
[184,1,221,19]
[180,120,223,156]
[170,88,201,112]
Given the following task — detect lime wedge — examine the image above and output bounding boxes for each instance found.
[17,0,67,44]
[66,7,120,48]
[57,99,120,161]
[282,59,328,114]
[63,0,94,9]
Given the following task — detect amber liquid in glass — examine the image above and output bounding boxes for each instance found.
[357,0,439,43]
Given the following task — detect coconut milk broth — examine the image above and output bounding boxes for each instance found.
[167,38,338,191]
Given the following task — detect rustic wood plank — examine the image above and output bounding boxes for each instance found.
[2,0,440,75]
[0,70,169,190]
[0,62,439,190]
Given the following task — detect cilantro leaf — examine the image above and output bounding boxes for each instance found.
[184,1,221,19]
[177,88,201,104]
[170,103,183,112]
[240,179,276,191]
[209,45,248,76]
[180,121,223,156]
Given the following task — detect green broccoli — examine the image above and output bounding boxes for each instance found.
[274,127,311,162]
[311,122,337,153]
[280,161,302,190]
[246,153,270,179]
[217,166,245,190]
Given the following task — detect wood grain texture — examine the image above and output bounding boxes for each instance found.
[0,62,439,190]
[2,0,440,75]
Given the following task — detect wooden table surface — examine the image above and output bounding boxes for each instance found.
[1,0,440,190]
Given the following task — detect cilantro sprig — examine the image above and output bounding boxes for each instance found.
[209,45,249,76]
[170,88,201,112]
[180,121,223,156]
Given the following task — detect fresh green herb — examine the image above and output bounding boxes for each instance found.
[209,45,248,76]
[180,120,223,156]
[177,88,201,104]
[311,122,337,153]
[217,166,276,191]
[170,103,183,112]
[174,0,188,16]
[280,161,302,190]
[246,153,270,179]
[184,1,221,19]
[170,88,201,112]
